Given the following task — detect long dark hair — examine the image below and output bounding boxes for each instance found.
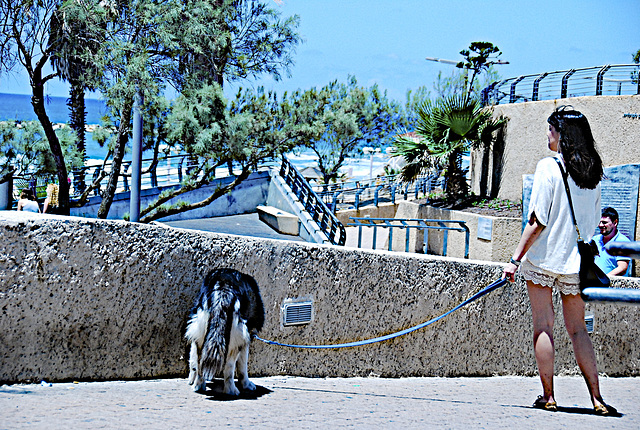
[547,106,603,189]
[20,189,36,201]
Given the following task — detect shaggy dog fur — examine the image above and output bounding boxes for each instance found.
[185,268,265,395]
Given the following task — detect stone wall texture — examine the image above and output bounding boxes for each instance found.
[474,95,640,206]
[1,211,640,384]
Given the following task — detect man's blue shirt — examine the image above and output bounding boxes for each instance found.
[593,230,631,276]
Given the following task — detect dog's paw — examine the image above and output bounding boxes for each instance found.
[223,382,240,396]
[241,379,256,391]
[192,377,206,393]
[193,383,207,393]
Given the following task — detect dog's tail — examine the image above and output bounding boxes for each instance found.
[187,288,238,380]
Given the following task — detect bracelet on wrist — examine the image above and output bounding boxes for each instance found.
[510,257,521,267]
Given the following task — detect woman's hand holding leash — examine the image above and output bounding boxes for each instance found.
[503,258,520,283]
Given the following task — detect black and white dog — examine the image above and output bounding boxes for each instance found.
[185,268,265,395]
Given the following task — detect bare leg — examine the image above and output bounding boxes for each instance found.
[527,281,556,403]
[561,293,605,408]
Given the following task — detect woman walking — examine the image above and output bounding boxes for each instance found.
[503,106,616,415]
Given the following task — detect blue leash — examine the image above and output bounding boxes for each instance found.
[254,278,508,349]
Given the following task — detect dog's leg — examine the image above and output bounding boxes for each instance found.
[222,355,240,396]
[236,342,256,391]
[188,341,207,392]
[188,340,198,385]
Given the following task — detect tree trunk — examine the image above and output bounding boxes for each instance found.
[68,80,87,194]
[97,97,134,219]
[445,149,468,199]
[479,144,491,197]
[31,66,70,215]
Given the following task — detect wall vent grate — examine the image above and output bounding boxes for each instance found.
[283,301,313,326]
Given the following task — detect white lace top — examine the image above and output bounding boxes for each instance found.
[524,155,601,274]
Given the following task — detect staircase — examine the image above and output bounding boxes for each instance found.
[278,157,346,246]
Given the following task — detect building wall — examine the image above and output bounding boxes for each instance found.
[473,95,640,204]
[2,212,639,383]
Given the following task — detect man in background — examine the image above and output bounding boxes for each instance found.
[593,207,631,277]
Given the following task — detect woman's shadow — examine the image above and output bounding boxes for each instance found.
[546,405,623,417]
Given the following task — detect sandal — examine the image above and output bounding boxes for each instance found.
[533,395,558,412]
[594,403,618,416]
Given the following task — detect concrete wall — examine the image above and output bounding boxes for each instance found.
[472,95,640,242]
[71,171,271,221]
[392,201,521,262]
[336,202,399,226]
[2,212,640,384]
[474,95,640,204]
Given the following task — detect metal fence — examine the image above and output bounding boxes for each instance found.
[280,157,347,246]
[12,153,241,201]
[481,64,640,106]
[348,217,470,257]
[314,173,441,213]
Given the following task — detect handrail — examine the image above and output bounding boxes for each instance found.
[279,157,347,246]
[348,217,469,257]
[482,64,640,106]
[314,173,439,212]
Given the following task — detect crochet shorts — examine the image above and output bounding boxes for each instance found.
[520,258,581,296]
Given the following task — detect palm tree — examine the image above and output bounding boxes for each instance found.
[48,3,102,194]
[394,95,503,200]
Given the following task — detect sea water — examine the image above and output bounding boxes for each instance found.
[0,93,394,181]
[1,93,110,161]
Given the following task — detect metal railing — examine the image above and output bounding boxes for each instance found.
[315,173,441,213]
[11,153,240,201]
[280,157,347,246]
[482,64,640,106]
[348,217,469,257]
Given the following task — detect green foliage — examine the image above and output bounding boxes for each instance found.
[139,84,324,222]
[394,95,504,199]
[166,84,228,158]
[224,0,301,83]
[632,49,640,85]
[434,66,501,100]
[405,85,431,124]
[471,197,522,211]
[456,41,504,99]
[0,121,83,182]
[304,76,407,184]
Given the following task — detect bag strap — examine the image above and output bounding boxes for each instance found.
[553,157,583,241]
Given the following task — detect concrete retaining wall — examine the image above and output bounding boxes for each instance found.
[475,95,640,204]
[71,170,271,221]
[393,201,521,262]
[1,212,639,384]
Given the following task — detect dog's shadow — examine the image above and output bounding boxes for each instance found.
[203,379,273,401]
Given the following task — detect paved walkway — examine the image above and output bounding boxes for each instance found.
[2,376,637,429]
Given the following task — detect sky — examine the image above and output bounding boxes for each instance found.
[1,0,638,103]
